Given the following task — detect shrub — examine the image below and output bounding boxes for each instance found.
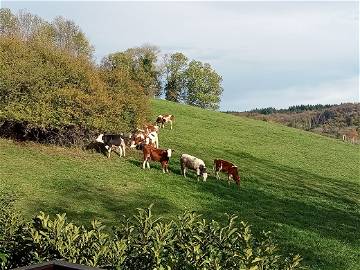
[0,36,149,146]
[0,9,151,146]
[0,203,303,270]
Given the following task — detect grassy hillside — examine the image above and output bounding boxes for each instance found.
[0,99,359,270]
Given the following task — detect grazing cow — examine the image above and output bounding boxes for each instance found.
[96,134,126,158]
[130,131,159,149]
[342,129,359,144]
[180,154,208,181]
[143,124,159,134]
[213,159,240,186]
[142,145,172,173]
[155,114,175,129]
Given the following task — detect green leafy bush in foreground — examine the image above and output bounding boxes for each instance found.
[0,199,303,270]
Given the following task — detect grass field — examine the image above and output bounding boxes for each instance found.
[0,99,359,269]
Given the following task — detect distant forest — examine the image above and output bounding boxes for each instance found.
[226,103,360,142]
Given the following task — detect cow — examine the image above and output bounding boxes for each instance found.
[342,129,359,144]
[155,114,174,129]
[213,159,240,187]
[143,124,159,134]
[95,134,126,158]
[180,154,208,181]
[130,130,159,149]
[142,144,172,173]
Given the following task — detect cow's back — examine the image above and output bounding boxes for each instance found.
[214,159,234,171]
[181,154,204,169]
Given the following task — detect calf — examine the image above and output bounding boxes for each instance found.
[143,124,159,134]
[180,154,208,181]
[155,114,174,129]
[142,145,172,173]
[130,131,159,149]
[96,134,126,158]
[213,159,240,186]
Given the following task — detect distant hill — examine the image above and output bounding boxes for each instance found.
[226,103,360,141]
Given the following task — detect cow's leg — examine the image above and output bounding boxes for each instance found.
[216,170,220,180]
[142,159,147,169]
[155,136,159,148]
[147,160,150,169]
[105,145,111,158]
[196,168,200,181]
[170,120,173,130]
[122,145,126,157]
[118,146,123,157]
[227,174,231,185]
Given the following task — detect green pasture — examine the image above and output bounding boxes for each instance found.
[0,99,359,269]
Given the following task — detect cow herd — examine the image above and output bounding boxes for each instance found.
[95,114,241,187]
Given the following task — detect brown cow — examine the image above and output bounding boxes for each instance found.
[213,159,240,186]
[155,114,175,129]
[142,145,173,173]
[342,129,359,144]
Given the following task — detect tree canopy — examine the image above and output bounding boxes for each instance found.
[163,52,223,110]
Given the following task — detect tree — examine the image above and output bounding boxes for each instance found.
[101,45,161,97]
[163,52,188,102]
[184,60,223,110]
[0,8,19,36]
[51,16,94,58]
[0,9,93,58]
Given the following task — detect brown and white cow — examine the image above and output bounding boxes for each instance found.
[155,114,174,129]
[130,130,159,149]
[142,145,172,173]
[143,124,159,134]
[213,159,240,186]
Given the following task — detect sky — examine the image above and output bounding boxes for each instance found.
[2,1,359,111]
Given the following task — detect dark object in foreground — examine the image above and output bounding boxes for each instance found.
[13,260,101,270]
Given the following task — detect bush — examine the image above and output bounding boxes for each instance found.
[0,36,149,146]
[0,203,303,270]
[0,9,151,146]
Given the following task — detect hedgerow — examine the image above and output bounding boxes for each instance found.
[0,8,152,146]
[0,197,303,270]
[0,36,150,146]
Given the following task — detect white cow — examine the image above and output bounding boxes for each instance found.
[180,154,208,181]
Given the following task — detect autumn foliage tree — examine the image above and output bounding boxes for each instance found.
[0,9,149,145]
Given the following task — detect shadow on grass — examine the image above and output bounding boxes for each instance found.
[191,151,360,270]
[33,178,178,226]
[127,156,182,176]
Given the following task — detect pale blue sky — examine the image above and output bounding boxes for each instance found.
[2,1,359,111]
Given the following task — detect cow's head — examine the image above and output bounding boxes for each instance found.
[155,115,164,125]
[232,166,240,185]
[199,165,208,181]
[130,132,145,148]
[96,134,104,143]
[166,149,172,157]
